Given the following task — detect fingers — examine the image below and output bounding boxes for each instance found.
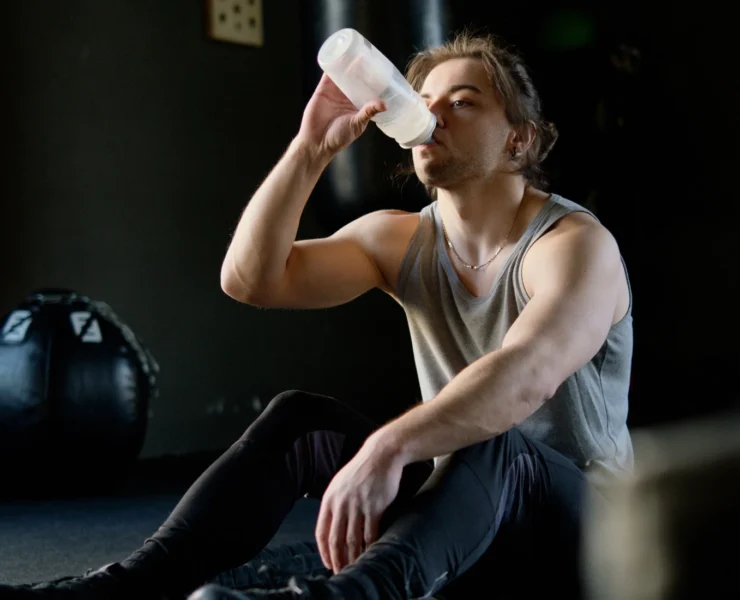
[315,502,333,571]
[347,511,364,567]
[350,100,387,135]
[317,72,338,91]
[364,514,379,551]
[317,501,365,573]
[329,510,348,574]
[366,100,387,120]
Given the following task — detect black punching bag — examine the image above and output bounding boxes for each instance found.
[0,289,158,498]
[300,0,451,233]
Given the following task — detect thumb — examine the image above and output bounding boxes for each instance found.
[350,100,386,135]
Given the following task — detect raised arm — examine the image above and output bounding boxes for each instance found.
[220,74,388,308]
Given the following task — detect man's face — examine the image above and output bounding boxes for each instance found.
[412,58,512,190]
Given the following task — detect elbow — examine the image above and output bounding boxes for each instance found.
[515,383,551,425]
[537,365,562,403]
[504,343,560,398]
[220,262,275,307]
[220,257,252,304]
[221,272,247,303]
[510,350,562,423]
[511,378,554,430]
[529,361,562,407]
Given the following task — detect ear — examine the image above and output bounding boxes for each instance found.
[510,120,537,155]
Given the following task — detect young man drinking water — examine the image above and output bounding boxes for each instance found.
[1,30,633,600]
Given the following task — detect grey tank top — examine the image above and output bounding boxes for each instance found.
[396,194,634,489]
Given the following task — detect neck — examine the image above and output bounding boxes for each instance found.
[436,174,528,266]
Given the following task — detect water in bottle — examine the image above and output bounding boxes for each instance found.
[317,28,436,149]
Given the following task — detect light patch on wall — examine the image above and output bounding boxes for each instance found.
[205,0,263,47]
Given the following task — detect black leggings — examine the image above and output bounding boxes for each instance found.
[119,390,586,599]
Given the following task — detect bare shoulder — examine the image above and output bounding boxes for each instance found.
[528,210,620,268]
[335,208,421,300]
[523,210,630,322]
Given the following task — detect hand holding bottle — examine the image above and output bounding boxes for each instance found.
[296,73,387,161]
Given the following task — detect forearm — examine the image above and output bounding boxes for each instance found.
[375,345,553,465]
[221,137,332,296]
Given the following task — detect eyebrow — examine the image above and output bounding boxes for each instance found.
[420,84,484,99]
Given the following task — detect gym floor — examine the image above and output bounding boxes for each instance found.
[0,452,320,586]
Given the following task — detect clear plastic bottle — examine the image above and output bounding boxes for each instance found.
[317,28,436,149]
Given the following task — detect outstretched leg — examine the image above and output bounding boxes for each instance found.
[118,390,379,597]
[0,391,431,600]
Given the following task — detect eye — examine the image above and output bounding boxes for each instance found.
[451,100,470,108]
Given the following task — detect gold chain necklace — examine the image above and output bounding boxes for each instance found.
[441,200,524,271]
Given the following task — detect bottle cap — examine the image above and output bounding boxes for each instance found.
[317,28,358,68]
[398,114,437,149]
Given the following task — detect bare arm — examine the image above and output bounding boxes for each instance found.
[369,217,624,464]
[220,138,329,302]
[220,74,387,307]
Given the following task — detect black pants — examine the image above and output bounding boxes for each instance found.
[119,390,587,599]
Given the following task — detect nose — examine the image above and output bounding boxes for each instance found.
[430,108,445,129]
[426,98,446,129]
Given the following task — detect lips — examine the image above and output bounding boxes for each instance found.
[419,134,441,147]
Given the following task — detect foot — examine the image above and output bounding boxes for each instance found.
[0,564,166,600]
[187,576,337,600]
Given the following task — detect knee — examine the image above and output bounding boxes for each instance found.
[238,390,327,444]
[187,583,243,600]
[262,389,317,420]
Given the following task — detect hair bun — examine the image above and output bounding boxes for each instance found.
[537,120,559,162]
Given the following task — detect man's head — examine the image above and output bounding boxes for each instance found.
[404,31,558,198]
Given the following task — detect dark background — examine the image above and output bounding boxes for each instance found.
[1,0,736,462]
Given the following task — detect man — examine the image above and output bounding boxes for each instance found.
[0,31,633,600]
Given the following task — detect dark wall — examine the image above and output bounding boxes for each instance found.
[0,1,420,458]
[445,0,739,426]
[2,0,735,461]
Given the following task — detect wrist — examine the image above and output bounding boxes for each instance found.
[289,135,333,171]
[366,424,413,467]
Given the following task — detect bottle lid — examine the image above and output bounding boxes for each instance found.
[398,113,437,149]
[318,28,359,68]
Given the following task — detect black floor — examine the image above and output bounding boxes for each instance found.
[0,452,320,586]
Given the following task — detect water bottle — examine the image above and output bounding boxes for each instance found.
[317,28,436,149]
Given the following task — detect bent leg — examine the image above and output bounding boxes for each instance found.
[330,429,587,600]
[117,391,388,597]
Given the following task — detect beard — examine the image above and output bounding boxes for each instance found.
[414,151,484,190]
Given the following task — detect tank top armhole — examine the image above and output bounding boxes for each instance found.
[612,255,633,327]
[395,205,432,303]
[514,203,594,304]
[513,203,634,330]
